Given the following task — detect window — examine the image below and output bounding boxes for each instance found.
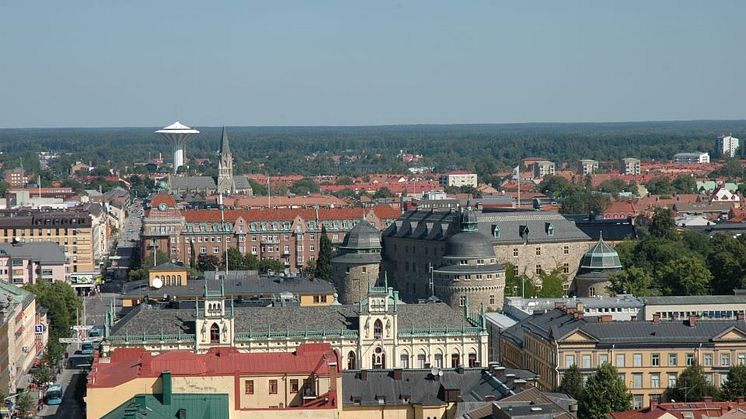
[451,354,461,368]
[563,245,569,255]
[489,295,495,305]
[434,353,444,368]
[459,295,466,307]
[739,353,746,365]
[210,323,220,344]
[668,373,677,388]
[721,353,731,367]
[633,395,644,409]
[513,265,519,276]
[290,379,299,393]
[373,319,383,339]
[632,373,642,389]
[686,353,695,366]
[347,351,356,369]
[565,354,576,368]
[633,353,642,367]
[400,354,409,368]
[245,380,254,395]
[668,353,678,366]
[599,354,609,365]
[535,247,541,256]
[269,379,278,394]
[535,264,542,275]
[582,355,591,369]
[418,354,427,368]
[704,353,713,367]
[651,373,660,389]
[200,246,207,254]
[513,248,518,257]
[616,354,625,368]
[563,263,569,274]
[651,354,660,366]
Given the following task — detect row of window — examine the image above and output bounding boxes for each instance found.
[511,245,570,257]
[459,295,497,306]
[566,351,742,369]
[244,378,309,395]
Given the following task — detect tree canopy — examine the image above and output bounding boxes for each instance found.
[579,363,632,419]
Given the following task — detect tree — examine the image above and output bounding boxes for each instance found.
[597,178,627,195]
[259,258,285,273]
[197,255,221,272]
[609,267,659,296]
[649,208,677,240]
[538,175,571,197]
[671,176,697,194]
[315,226,333,281]
[290,178,321,195]
[645,176,675,196]
[503,263,538,298]
[14,391,33,418]
[657,257,712,296]
[721,364,746,401]
[225,248,251,271]
[25,282,82,364]
[665,362,718,402]
[558,364,584,401]
[372,187,394,199]
[538,268,566,298]
[580,363,632,419]
[32,363,54,386]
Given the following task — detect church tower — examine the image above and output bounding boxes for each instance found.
[195,279,235,351]
[216,126,235,194]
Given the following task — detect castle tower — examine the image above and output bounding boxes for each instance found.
[572,233,622,297]
[195,278,235,351]
[332,219,382,305]
[432,203,506,310]
[216,127,235,194]
[155,121,200,174]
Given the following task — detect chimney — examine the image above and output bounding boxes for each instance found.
[554,302,566,310]
[653,313,661,323]
[688,315,697,328]
[738,312,745,321]
[505,373,516,386]
[514,379,527,391]
[573,311,584,320]
[360,370,368,381]
[392,369,403,380]
[600,315,613,323]
[161,371,172,406]
[484,394,496,402]
[650,399,658,410]
[490,365,506,380]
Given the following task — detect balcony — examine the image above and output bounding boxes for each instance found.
[261,236,280,244]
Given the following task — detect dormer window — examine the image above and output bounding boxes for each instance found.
[546,223,554,236]
[491,224,500,239]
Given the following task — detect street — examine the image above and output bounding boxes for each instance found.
[37,346,88,418]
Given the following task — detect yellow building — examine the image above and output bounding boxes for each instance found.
[86,343,341,419]
[148,262,189,287]
[500,303,746,409]
[0,209,96,275]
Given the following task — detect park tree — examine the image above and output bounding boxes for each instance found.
[503,263,538,298]
[26,282,81,364]
[538,268,566,298]
[290,178,320,195]
[665,362,718,402]
[721,364,746,401]
[608,267,659,296]
[657,257,712,296]
[649,208,677,240]
[315,226,333,281]
[558,364,584,401]
[580,363,632,419]
[197,254,221,272]
[372,187,394,199]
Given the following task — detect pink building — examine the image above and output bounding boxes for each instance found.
[0,242,67,285]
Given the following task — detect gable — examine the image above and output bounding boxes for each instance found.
[559,329,597,343]
[715,328,746,341]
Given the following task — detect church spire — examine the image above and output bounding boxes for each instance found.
[219,126,231,156]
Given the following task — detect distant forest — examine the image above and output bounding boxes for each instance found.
[1,120,745,177]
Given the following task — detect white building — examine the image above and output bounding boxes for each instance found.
[439,171,478,188]
[503,295,642,322]
[532,161,556,179]
[579,159,599,175]
[716,135,740,158]
[673,152,710,164]
[620,158,641,175]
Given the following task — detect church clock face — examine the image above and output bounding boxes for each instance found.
[158,203,167,211]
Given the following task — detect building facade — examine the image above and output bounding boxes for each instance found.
[673,152,710,164]
[621,158,641,175]
[717,135,740,158]
[439,171,478,188]
[0,282,42,394]
[500,305,746,408]
[141,194,400,274]
[103,285,490,373]
[0,242,66,285]
[571,234,622,298]
[532,161,556,179]
[0,209,95,275]
[331,221,382,305]
[579,159,599,175]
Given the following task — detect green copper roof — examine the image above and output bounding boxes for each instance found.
[103,393,229,419]
[580,233,622,270]
[460,203,479,232]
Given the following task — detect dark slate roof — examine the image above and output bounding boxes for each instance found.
[444,231,496,260]
[110,302,469,336]
[219,126,230,156]
[384,210,591,245]
[503,308,746,349]
[340,221,381,251]
[342,368,535,407]
[170,176,217,190]
[150,262,189,272]
[569,215,638,241]
[0,242,66,265]
[640,295,746,305]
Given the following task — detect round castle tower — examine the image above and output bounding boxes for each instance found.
[433,203,506,311]
[572,233,622,297]
[332,220,382,305]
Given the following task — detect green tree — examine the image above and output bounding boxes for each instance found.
[26,282,82,364]
[671,176,697,194]
[558,364,584,401]
[225,248,251,271]
[538,268,566,298]
[580,363,632,419]
[32,363,54,386]
[503,263,538,298]
[315,226,333,280]
[14,390,33,418]
[597,178,627,195]
[649,208,677,240]
[665,362,718,402]
[538,175,571,196]
[197,255,221,272]
[608,267,659,296]
[721,364,746,401]
[657,257,712,296]
[289,178,321,195]
[372,187,394,199]
[645,176,675,195]
[259,258,285,273]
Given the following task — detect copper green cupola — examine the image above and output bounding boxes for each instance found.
[460,201,479,232]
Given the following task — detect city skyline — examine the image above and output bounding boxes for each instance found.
[1,0,745,128]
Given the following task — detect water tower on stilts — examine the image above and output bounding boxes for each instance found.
[155,122,200,174]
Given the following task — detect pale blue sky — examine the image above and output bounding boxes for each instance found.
[1,1,744,128]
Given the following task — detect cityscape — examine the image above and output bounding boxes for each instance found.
[1,1,746,419]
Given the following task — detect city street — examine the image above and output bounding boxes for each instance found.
[37,346,88,418]
[107,199,143,285]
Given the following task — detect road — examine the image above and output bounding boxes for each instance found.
[37,347,88,418]
[107,199,143,284]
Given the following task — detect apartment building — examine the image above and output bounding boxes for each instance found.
[0,282,43,394]
[439,170,478,188]
[4,169,28,189]
[620,158,641,175]
[579,159,599,175]
[532,161,556,179]
[141,194,400,274]
[717,135,740,158]
[0,209,96,275]
[0,242,66,285]
[500,304,746,409]
[673,152,710,164]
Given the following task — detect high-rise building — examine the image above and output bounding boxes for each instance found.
[620,158,641,175]
[579,159,599,175]
[716,135,740,158]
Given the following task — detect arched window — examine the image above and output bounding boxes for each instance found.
[468,352,478,367]
[372,347,385,369]
[451,352,461,368]
[347,351,356,370]
[373,319,383,339]
[210,323,220,344]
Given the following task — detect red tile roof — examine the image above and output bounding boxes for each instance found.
[183,205,401,223]
[151,193,177,209]
[609,401,746,418]
[89,343,339,388]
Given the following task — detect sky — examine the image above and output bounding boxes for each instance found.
[1,1,744,128]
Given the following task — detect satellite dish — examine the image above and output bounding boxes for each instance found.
[431,367,439,377]
[152,277,163,289]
